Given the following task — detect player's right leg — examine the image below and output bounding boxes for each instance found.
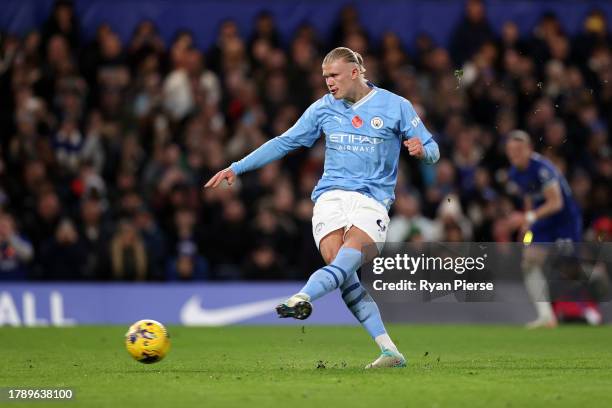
[292,191,387,305]
[275,295,313,320]
[277,192,354,319]
[276,229,351,319]
[522,243,557,328]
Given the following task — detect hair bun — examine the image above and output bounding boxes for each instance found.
[354,51,364,65]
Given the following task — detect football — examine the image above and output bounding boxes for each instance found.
[125,320,171,364]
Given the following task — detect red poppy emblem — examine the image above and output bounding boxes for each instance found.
[352,115,363,128]
[5,246,15,258]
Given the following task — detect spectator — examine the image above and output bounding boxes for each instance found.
[165,241,209,281]
[41,0,80,51]
[39,218,87,280]
[127,20,166,71]
[109,220,148,281]
[0,212,34,280]
[24,190,62,259]
[450,0,495,65]
[244,241,283,280]
[331,4,364,46]
[134,205,167,281]
[78,196,112,279]
[249,11,281,50]
[388,192,437,242]
[572,10,611,67]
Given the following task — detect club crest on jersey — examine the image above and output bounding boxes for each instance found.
[370,117,383,129]
[538,167,551,181]
[351,115,363,128]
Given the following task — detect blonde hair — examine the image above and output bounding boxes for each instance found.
[322,47,366,77]
[111,222,147,280]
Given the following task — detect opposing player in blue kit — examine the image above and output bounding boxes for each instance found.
[205,47,439,367]
[506,130,582,328]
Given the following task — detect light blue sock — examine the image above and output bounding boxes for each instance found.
[300,247,362,301]
[340,272,387,339]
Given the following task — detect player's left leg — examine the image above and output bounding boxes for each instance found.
[341,227,405,368]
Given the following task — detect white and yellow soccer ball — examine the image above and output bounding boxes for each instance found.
[125,320,171,364]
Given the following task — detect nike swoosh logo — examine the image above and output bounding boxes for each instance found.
[180,295,287,326]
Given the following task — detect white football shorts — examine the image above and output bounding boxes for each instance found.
[312,190,389,252]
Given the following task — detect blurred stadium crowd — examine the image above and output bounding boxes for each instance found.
[1,0,611,281]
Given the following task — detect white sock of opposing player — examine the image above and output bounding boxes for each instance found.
[524,265,554,321]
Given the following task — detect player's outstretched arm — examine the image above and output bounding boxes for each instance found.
[204,167,236,189]
[203,131,307,189]
[204,100,322,189]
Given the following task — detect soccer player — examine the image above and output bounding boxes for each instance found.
[205,47,439,367]
[505,130,582,328]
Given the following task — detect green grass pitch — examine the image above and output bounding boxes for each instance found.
[1,325,612,407]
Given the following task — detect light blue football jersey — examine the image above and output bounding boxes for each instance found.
[230,83,439,209]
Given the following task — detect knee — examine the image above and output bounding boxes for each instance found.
[522,247,545,272]
[319,230,344,264]
[323,251,337,265]
[321,246,340,265]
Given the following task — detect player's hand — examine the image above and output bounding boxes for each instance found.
[404,138,424,159]
[508,211,525,230]
[509,211,531,236]
[204,168,236,189]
